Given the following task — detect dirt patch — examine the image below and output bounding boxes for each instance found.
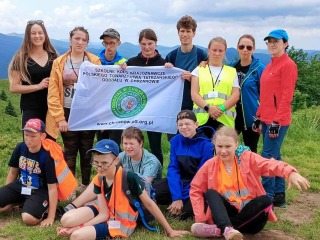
[244,229,304,240]
[0,218,10,239]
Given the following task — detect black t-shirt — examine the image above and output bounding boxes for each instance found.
[9,142,57,189]
[20,52,57,111]
[235,61,250,87]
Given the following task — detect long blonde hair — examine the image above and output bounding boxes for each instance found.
[8,21,58,84]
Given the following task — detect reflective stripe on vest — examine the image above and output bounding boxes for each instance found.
[193,65,237,127]
[222,188,251,210]
[105,167,138,238]
[42,139,78,201]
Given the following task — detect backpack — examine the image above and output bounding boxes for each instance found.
[121,168,158,232]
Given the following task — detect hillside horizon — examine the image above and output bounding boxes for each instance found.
[1,33,319,79]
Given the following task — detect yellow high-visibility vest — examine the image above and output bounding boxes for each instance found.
[193,65,237,127]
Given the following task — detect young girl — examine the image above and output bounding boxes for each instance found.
[190,126,309,240]
[57,139,189,239]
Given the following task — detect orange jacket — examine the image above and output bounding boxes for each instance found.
[46,51,101,139]
[93,166,138,238]
[42,139,77,200]
[190,149,297,223]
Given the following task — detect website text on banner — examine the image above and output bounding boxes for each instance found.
[68,62,184,134]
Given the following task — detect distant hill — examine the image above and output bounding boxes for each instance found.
[0,33,319,79]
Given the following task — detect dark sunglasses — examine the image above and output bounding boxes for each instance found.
[27,20,44,25]
[238,45,253,51]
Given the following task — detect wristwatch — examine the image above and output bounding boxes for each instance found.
[204,104,210,112]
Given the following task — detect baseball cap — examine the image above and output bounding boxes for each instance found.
[87,139,119,156]
[264,29,289,41]
[99,28,120,40]
[176,110,197,122]
[22,118,46,133]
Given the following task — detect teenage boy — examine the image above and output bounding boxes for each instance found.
[153,110,214,220]
[0,119,58,226]
[61,127,162,213]
[57,139,188,239]
[97,28,127,146]
[166,15,207,112]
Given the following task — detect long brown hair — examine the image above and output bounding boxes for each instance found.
[8,21,58,84]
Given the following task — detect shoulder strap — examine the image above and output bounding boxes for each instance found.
[122,168,158,232]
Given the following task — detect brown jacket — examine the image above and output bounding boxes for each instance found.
[46,51,101,139]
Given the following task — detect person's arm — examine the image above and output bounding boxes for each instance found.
[9,70,50,94]
[41,183,58,227]
[71,182,96,208]
[191,74,208,109]
[222,87,240,110]
[5,167,19,184]
[190,162,210,223]
[140,191,189,237]
[273,61,298,123]
[47,59,67,131]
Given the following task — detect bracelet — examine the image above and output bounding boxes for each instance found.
[79,223,85,228]
[218,104,226,112]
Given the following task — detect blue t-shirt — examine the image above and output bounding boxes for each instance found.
[119,149,162,181]
[9,142,57,189]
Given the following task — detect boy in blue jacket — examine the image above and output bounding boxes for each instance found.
[153,110,214,219]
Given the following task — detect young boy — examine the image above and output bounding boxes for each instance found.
[97,28,127,147]
[61,127,162,214]
[153,110,214,220]
[57,139,189,239]
[0,118,58,226]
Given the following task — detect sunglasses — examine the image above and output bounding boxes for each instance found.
[27,20,44,25]
[238,45,253,51]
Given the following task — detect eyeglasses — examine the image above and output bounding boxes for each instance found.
[238,45,253,51]
[90,157,117,169]
[265,39,281,45]
[102,41,117,47]
[27,20,44,25]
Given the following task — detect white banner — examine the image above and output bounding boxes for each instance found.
[68,61,184,134]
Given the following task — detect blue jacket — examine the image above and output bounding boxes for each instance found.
[229,56,265,128]
[98,50,126,65]
[167,127,214,201]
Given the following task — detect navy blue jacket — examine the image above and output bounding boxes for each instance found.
[167,127,214,201]
[229,57,265,128]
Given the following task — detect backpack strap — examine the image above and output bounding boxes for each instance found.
[122,168,158,232]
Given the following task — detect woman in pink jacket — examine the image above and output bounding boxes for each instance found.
[190,126,309,240]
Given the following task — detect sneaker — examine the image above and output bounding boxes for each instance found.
[76,184,88,194]
[223,226,243,240]
[191,223,221,238]
[273,192,286,208]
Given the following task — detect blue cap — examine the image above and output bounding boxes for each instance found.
[87,139,119,156]
[264,29,288,41]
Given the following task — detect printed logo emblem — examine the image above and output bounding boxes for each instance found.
[111,86,147,118]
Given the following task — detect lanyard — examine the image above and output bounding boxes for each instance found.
[208,65,224,89]
[69,53,85,79]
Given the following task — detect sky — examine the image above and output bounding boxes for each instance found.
[1,0,320,50]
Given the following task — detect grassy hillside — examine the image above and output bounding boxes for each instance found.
[0,79,320,239]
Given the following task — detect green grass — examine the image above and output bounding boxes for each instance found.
[0,79,320,239]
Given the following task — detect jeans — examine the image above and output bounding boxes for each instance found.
[261,122,289,198]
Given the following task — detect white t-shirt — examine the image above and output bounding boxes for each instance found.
[191,66,240,88]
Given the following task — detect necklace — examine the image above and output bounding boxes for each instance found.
[69,53,85,79]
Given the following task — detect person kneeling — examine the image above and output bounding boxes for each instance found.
[57,140,189,239]
[190,126,310,240]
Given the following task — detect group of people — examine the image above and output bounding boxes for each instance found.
[1,14,309,240]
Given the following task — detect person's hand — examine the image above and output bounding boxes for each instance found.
[58,120,69,132]
[199,61,208,68]
[164,62,174,68]
[252,116,261,133]
[166,229,190,238]
[167,200,183,216]
[38,77,49,90]
[208,106,223,119]
[288,172,310,191]
[57,226,78,237]
[181,71,192,81]
[40,217,54,227]
[119,63,127,70]
[269,122,280,138]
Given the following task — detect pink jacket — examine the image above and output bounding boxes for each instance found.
[190,150,297,223]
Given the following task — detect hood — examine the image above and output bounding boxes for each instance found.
[99,49,124,65]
